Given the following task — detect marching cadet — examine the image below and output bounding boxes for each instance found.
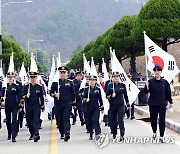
[0,72,21,142]
[72,71,85,126]
[21,71,45,142]
[83,75,104,140]
[144,65,173,143]
[79,72,90,133]
[14,73,24,129]
[0,78,2,129]
[50,66,76,142]
[106,72,130,141]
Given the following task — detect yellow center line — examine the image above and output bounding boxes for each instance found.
[50,120,58,154]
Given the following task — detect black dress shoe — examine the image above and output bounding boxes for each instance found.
[72,122,76,125]
[64,134,70,142]
[89,135,93,140]
[130,117,135,120]
[8,136,11,140]
[81,121,85,126]
[60,134,65,139]
[34,135,40,142]
[29,135,34,140]
[120,136,124,142]
[12,138,16,142]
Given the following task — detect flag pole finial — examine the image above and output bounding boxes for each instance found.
[109,47,112,52]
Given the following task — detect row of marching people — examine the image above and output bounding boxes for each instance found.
[49,64,173,144]
[0,70,45,142]
[0,56,173,144]
[49,65,132,141]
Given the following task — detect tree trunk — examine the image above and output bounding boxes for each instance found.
[117,55,122,65]
[105,59,110,72]
[129,49,137,78]
[162,38,168,52]
[98,59,102,72]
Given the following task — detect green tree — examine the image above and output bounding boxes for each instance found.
[0,36,47,73]
[132,0,180,51]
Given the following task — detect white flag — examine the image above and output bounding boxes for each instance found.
[79,54,91,90]
[58,52,62,67]
[30,53,38,73]
[111,51,140,105]
[52,57,61,83]
[90,57,109,115]
[19,62,28,85]
[8,53,14,73]
[83,54,91,73]
[0,68,4,82]
[2,76,7,88]
[144,33,180,83]
[102,58,109,83]
[48,56,56,90]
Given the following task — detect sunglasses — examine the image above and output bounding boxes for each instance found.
[30,76,37,78]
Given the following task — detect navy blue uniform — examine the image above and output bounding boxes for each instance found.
[22,83,44,139]
[106,82,129,138]
[73,79,85,124]
[0,81,2,129]
[1,83,20,139]
[15,80,24,130]
[144,78,173,137]
[79,83,90,132]
[50,79,76,138]
[83,86,103,137]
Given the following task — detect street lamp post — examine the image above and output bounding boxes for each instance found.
[27,39,44,54]
[0,0,33,69]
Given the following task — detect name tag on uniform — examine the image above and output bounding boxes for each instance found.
[36,90,40,93]
[65,83,70,86]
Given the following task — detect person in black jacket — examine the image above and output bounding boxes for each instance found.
[144,65,173,143]
[106,72,130,141]
[0,72,21,142]
[79,73,90,133]
[21,71,45,142]
[83,75,104,140]
[0,79,2,129]
[50,66,76,142]
[72,71,85,126]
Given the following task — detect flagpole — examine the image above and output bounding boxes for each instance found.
[144,31,149,81]
[57,80,59,100]
[28,83,30,93]
[88,85,90,100]
[145,53,149,81]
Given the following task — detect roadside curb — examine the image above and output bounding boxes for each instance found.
[135,106,180,134]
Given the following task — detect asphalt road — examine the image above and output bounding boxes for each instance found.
[0,113,180,154]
